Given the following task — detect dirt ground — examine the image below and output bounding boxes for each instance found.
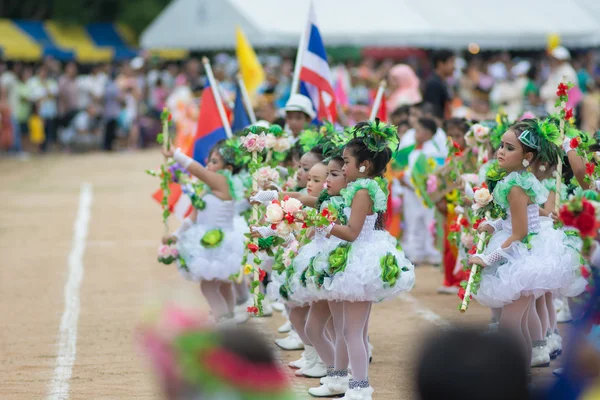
[0,150,558,400]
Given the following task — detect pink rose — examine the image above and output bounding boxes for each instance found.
[282,197,302,214]
[426,175,438,194]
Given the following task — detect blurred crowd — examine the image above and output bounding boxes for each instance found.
[1,48,600,157]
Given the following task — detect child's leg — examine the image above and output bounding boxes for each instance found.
[536,295,550,337]
[329,301,349,371]
[325,315,336,343]
[491,307,503,324]
[219,282,235,314]
[546,293,557,333]
[343,301,372,382]
[288,305,312,345]
[234,277,250,305]
[500,295,533,367]
[305,301,335,367]
[200,280,229,319]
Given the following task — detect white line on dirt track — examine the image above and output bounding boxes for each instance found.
[398,293,450,327]
[47,183,93,400]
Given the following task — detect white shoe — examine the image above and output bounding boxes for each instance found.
[290,345,316,369]
[272,301,285,312]
[233,309,249,324]
[341,385,374,400]
[437,286,459,294]
[549,333,562,359]
[278,319,292,333]
[275,331,304,350]
[309,376,349,397]
[531,345,551,368]
[557,306,572,323]
[301,358,328,378]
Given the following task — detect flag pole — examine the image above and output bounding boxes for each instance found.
[290,0,312,95]
[237,73,257,124]
[369,80,386,121]
[202,57,233,139]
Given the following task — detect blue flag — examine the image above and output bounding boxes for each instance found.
[231,84,251,133]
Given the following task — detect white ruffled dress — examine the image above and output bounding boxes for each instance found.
[305,179,415,302]
[176,172,248,282]
[474,172,585,308]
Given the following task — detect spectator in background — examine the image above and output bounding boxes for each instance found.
[89,64,107,103]
[28,65,58,152]
[151,78,168,117]
[28,103,44,153]
[103,71,121,151]
[16,67,33,148]
[423,50,455,119]
[60,102,101,152]
[416,328,529,400]
[58,62,80,132]
[0,87,14,151]
[0,62,23,154]
[490,60,529,120]
[540,46,579,115]
[387,64,422,113]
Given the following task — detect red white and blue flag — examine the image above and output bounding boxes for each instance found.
[298,1,336,122]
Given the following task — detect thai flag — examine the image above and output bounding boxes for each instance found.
[298,1,336,122]
[152,82,228,221]
[192,82,228,166]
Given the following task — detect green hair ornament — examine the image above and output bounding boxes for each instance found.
[353,118,399,153]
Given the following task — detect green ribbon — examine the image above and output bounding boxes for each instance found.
[200,229,224,248]
[327,243,351,276]
[380,253,400,287]
[521,232,538,250]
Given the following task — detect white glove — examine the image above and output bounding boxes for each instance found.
[480,219,503,233]
[173,217,193,239]
[315,223,335,236]
[252,226,277,238]
[174,148,194,169]
[563,138,575,155]
[464,181,475,199]
[478,243,516,266]
[250,190,279,205]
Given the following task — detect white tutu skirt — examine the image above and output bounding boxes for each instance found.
[287,234,338,305]
[176,216,248,282]
[474,225,586,308]
[314,231,415,302]
[267,270,286,303]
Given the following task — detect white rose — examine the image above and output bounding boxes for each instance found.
[265,203,284,224]
[282,197,303,214]
[265,134,277,149]
[472,124,490,143]
[465,132,477,147]
[256,133,267,152]
[473,188,493,207]
[274,137,291,152]
[460,233,474,249]
[276,221,293,237]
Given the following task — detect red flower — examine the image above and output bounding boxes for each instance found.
[483,156,489,164]
[258,268,266,282]
[458,287,472,301]
[247,306,259,315]
[586,162,595,176]
[271,199,280,205]
[468,245,477,255]
[449,223,461,233]
[481,182,488,189]
[581,265,591,280]
[460,218,469,228]
[167,113,172,122]
[473,218,484,230]
[321,208,330,217]
[284,212,295,224]
[283,195,290,201]
[570,137,580,149]
[452,140,461,150]
[302,222,308,229]
[559,206,575,227]
[564,108,574,120]
[455,151,464,158]
[574,201,597,236]
[557,83,569,97]
[247,243,259,253]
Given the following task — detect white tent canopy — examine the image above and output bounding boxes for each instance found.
[141,0,600,50]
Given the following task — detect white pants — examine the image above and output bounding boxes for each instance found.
[401,189,441,264]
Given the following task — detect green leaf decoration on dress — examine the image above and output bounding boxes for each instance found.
[521,232,538,250]
[542,178,568,202]
[485,160,507,194]
[279,284,290,301]
[380,253,400,287]
[272,248,286,274]
[216,170,241,200]
[178,256,189,272]
[315,189,331,211]
[200,229,225,248]
[352,118,399,153]
[327,243,351,276]
[493,171,549,210]
[341,178,388,212]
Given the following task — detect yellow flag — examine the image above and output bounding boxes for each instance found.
[235,26,265,97]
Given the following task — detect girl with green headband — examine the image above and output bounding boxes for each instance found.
[470,120,586,369]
